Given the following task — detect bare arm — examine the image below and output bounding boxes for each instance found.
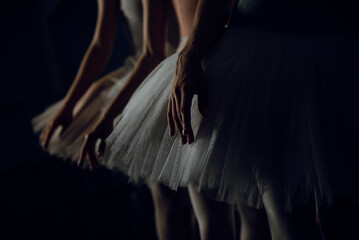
[180,0,232,64]
[100,0,168,122]
[78,0,168,168]
[168,0,232,144]
[40,0,118,149]
[62,0,118,111]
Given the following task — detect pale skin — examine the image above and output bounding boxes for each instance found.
[150,1,200,239]
[40,0,119,149]
[75,0,237,240]
[170,0,352,240]
[167,1,239,239]
[41,0,168,156]
[167,0,305,238]
[40,0,358,238]
[77,0,168,169]
[40,1,183,239]
[41,0,233,239]
[41,0,283,239]
[167,0,232,144]
[74,0,267,239]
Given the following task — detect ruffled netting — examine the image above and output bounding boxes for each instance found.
[102,27,359,210]
[32,56,136,162]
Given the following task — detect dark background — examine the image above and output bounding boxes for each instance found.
[2,1,355,239]
[0,0,159,239]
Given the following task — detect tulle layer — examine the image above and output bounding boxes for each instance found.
[102,27,359,210]
[32,57,136,162]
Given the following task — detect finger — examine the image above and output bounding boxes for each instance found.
[173,89,183,126]
[78,134,90,167]
[181,92,194,144]
[167,97,175,136]
[40,123,50,146]
[172,97,185,143]
[42,121,58,150]
[87,139,99,170]
[97,139,106,157]
[40,126,46,143]
[173,89,185,137]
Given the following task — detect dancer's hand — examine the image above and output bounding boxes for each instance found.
[168,52,208,145]
[78,116,113,170]
[40,106,73,150]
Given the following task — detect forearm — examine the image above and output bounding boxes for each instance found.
[99,0,167,123]
[61,0,118,111]
[180,0,232,63]
[62,43,112,110]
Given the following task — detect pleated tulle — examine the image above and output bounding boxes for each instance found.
[102,27,359,210]
[32,57,136,162]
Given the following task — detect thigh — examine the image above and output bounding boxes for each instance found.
[188,185,235,240]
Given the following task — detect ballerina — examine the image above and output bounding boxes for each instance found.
[34,0,149,161]
[169,0,359,239]
[79,0,238,239]
[33,0,201,239]
[79,0,359,239]
[95,0,359,239]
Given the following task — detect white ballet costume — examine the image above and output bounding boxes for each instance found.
[101,1,359,211]
[32,0,180,164]
[32,0,144,162]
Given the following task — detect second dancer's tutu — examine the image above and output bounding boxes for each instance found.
[102,25,359,210]
[32,0,179,163]
[32,0,144,163]
[32,59,135,162]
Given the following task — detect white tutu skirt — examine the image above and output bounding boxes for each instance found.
[32,57,137,163]
[102,27,359,210]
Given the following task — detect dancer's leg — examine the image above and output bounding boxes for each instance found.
[237,203,270,240]
[149,183,189,240]
[262,189,316,240]
[188,185,235,240]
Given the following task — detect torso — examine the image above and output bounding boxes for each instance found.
[119,0,183,57]
[119,0,143,56]
[230,0,359,34]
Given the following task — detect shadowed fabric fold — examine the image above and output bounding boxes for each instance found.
[102,27,359,211]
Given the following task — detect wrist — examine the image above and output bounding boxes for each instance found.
[180,35,203,62]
